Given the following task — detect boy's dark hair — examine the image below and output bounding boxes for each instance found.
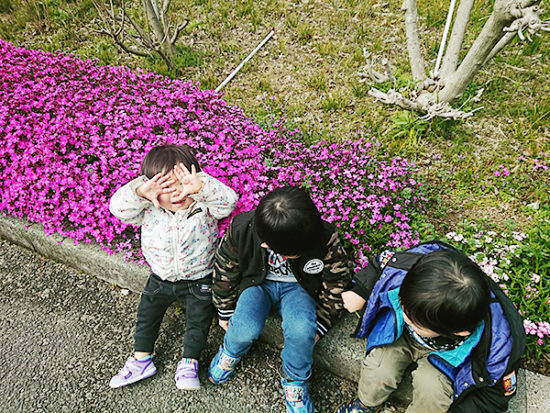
[399,249,490,337]
[254,186,324,256]
[140,144,201,179]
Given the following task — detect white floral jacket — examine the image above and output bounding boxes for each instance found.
[109,172,238,281]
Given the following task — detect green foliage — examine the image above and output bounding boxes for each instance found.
[443,213,550,358]
[316,39,337,58]
[198,69,219,91]
[305,70,326,91]
[257,78,272,92]
[297,22,314,44]
[236,0,261,29]
[0,0,12,13]
[321,91,349,111]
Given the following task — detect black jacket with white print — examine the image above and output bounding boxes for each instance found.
[212,211,353,338]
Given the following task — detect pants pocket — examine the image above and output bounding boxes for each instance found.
[142,276,161,296]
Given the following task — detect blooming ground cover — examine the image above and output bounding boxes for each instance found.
[1,39,548,357]
[446,217,550,357]
[0,39,424,269]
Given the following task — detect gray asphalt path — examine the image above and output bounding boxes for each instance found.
[0,240,359,413]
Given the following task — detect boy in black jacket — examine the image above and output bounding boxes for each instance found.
[209,186,352,413]
[336,242,525,413]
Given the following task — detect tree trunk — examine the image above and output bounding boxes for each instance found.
[439,0,475,82]
[142,0,176,56]
[438,0,532,102]
[404,0,427,82]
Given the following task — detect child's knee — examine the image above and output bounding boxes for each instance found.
[410,361,453,411]
[360,348,403,386]
[282,316,316,342]
[229,316,265,343]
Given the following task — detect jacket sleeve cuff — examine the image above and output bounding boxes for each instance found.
[217,308,235,321]
[316,321,329,339]
[128,176,153,203]
[350,282,371,301]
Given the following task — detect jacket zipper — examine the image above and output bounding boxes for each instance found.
[172,212,179,276]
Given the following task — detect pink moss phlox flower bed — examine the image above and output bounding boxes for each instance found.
[0,40,425,267]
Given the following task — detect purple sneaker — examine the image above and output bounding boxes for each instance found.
[175,358,200,390]
[109,357,157,388]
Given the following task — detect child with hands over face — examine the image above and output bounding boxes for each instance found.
[108,144,238,390]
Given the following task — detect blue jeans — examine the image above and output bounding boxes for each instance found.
[224,280,317,381]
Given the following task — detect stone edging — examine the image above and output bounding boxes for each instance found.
[0,215,540,412]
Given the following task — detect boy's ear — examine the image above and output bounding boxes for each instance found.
[455,330,471,337]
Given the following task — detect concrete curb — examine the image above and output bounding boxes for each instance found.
[0,215,547,412]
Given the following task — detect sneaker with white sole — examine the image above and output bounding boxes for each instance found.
[109,357,157,388]
[334,398,381,413]
[175,358,200,390]
[282,378,315,413]
[208,345,241,384]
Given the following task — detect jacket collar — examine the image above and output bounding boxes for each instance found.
[387,287,484,368]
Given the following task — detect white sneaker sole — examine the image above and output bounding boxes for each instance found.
[175,382,201,390]
[109,369,157,388]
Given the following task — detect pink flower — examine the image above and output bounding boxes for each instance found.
[0,39,426,268]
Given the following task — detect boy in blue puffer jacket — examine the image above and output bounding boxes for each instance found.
[335,241,525,413]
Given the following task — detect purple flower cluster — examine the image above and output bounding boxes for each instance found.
[524,320,550,346]
[0,40,424,265]
[493,165,510,177]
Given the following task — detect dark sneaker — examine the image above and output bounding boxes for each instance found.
[208,345,241,384]
[175,358,200,390]
[334,398,380,413]
[281,378,315,413]
[109,357,157,388]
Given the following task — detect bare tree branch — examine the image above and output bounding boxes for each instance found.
[170,20,190,45]
[92,0,188,68]
[439,0,542,102]
[475,1,548,70]
[368,87,481,120]
[440,0,475,82]
[357,49,396,84]
[141,0,176,56]
[361,0,548,118]
[483,31,517,64]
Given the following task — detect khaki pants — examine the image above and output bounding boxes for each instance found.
[358,329,454,413]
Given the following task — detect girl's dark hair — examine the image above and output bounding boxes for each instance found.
[399,249,490,336]
[140,144,201,179]
[254,186,323,256]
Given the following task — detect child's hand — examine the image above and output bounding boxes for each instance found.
[136,173,176,208]
[218,319,229,331]
[342,290,367,313]
[172,163,203,203]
